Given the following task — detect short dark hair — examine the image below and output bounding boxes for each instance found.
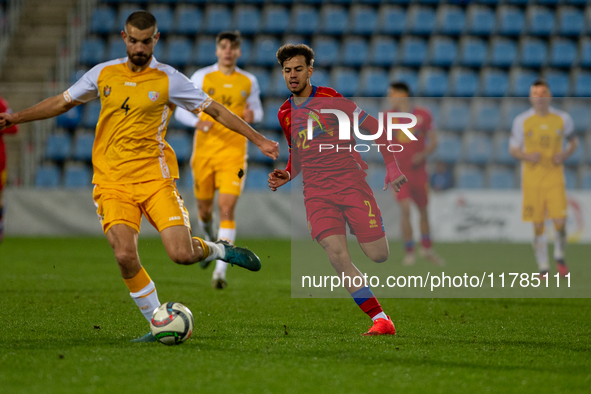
[390,81,411,96]
[531,79,549,88]
[216,31,242,47]
[276,44,314,67]
[125,11,157,33]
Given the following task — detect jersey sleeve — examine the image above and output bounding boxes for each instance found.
[64,66,101,104]
[245,74,264,124]
[173,69,208,128]
[509,114,525,149]
[167,69,212,113]
[562,111,575,140]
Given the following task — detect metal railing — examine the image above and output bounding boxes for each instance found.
[0,0,25,78]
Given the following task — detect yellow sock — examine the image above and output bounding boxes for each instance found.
[193,236,210,259]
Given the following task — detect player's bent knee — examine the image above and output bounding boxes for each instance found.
[170,251,195,266]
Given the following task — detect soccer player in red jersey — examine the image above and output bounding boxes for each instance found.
[268,44,406,336]
[387,82,443,266]
[0,97,19,243]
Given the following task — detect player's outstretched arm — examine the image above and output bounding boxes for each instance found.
[202,101,279,160]
[0,94,78,130]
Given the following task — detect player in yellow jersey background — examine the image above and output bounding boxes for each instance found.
[175,31,263,289]
[0,11,278,342]
[509,79,579,278]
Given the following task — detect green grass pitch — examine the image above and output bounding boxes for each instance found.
[0,238,590,393]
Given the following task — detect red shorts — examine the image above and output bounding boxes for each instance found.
[395,169,429,208]
[305,181,385,243]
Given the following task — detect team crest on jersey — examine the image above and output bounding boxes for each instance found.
[208,88,215,95]
[148,91,160,102]
[103,86,111,97]
[241,90,247,98]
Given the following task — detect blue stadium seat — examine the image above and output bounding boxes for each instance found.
[549,39,577,68]
[527,7,555,37]
[166,38,192,67]
[330,68,359,97]
[349,6,377,35]
[72,132,94,162]
[245,167,272,190]
[179,165,193,190]
[368,37,396,67]
[466,6,495,36]
[289,6,319,35]
[262,6,289,34]
[449,69,478,97]
[545,70,569,98]
[269,68,289,97]
[311,37,339,67]
[457,167,484,189]
[203,6,231,34]
[261,100,284,130]
[472,101,500,132]
[166,133,192,163]
[233,6,261,35]
[153,41,165,63]
[436,6,465,36]
[246,68,271,97]
[366,168,386,191]
[358,68,388,96]
[318,6,348,35]
[557,7,585,37]
[489,168,515,189]
[148,6,173,34]
[459,38,487,67]
[90,6,116,34]
[45,134,72,161]
[441,101,470,132]
[252,37,280,66]
[235,38,252,68]
[79,38,105,65]
[56,106,82,130]
[497,7,524,36]
[429,37,457,67]
[341,38,368,67]
[520,39,547,68]
[399,37,427,67]
[435,134,462,163]
[278,136,290,162]
[192,37,218,66]
[502,99,530,130]
[494,135,517,165]
[418,68,448,97]
[248,143,274,165]
[564,102,590,134]
[489,38,517,68]
[582,170,591,190]
[465,134,492,164]
[573,71,591,97]
[377,6,406,35]
[64,164,92,188]
[116,6,137,33]
[35,164,61,188]
[310,67,329,88]
[481,69,509,97]
[389,69,418,96]
[107,36,126,60]
[81,101,102,129]
[406,6,436,35]
[564,143,583,166]
[564,168,577,190]
[580,39,591,68]
[174,6,201,35]
[511,69,538,97]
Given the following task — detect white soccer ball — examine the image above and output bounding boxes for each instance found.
[150,302,194,345]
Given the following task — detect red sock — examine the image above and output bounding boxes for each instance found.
[421,234,432,249]
[351,287,383,319]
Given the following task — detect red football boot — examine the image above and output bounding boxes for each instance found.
[556,259,569,278]
[362,316,396,336]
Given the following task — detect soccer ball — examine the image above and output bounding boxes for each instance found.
[150,302,194,345]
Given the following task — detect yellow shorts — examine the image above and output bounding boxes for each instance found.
[192,154,247,200]
[522,186,567,223]
[92,179,190,234]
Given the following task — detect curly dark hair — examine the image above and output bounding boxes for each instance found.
[276,44,314,67]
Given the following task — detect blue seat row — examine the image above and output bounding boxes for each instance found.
[35,163,93,188]
[90,4,591,37]
[455,165,583,190]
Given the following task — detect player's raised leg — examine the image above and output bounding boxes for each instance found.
[532,222,550,278]
[552,218,569,277]
[212,193,239,289]
[319,234,395,336]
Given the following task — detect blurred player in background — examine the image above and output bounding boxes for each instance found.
[175,31,263,289]
[269,44,406,336]
[0,11,278,342]
[387,82,443,266]
[509,80,578,278]
[0,96,19,244]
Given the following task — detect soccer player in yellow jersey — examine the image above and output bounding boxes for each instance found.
[509,80,578,278]
[0,11,278,342]
[175,31,263,289]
